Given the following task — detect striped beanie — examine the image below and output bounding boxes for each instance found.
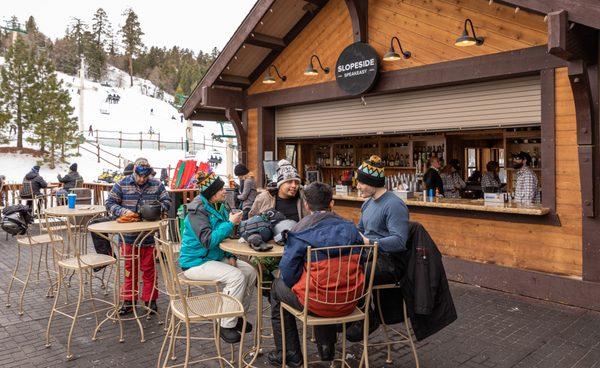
[277,160,301,188]
[357,155,385,188]
[196,171,225,200]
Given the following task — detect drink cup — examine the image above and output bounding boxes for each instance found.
[67,193,77,209]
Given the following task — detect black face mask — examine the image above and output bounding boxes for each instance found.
[512,162,524,169]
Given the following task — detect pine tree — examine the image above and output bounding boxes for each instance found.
[68,17,87,55]
[92,8,112,51]
[82,30,106,81]
[0,37,35,148]
[25,52,54,152]
[120,8,144,87]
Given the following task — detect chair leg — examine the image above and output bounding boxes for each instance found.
[36,245,44,283]
[213,321,225,368]
[376,290,393,364]
[170,319,181,361]
[44,244,54,298]
[88,271,100,329]
[184,321,191,367]
[280,306,286,368]
[158,315,173,368]
[66,269,85,360]
[359,315,371,368]
[6,244,21,308]
[302,321,308,368]
[238,317,246,368]
[341,323,348,368]
[18,246,35,315]
[46,268,62,348]
[404,301,420,368]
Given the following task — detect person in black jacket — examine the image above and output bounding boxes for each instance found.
[56,163,84,203]
[423,156,444,196]
[20,166,48,212]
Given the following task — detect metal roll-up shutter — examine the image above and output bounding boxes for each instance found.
[275,76,540,139]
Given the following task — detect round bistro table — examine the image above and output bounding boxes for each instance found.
[45,205,107,254]
[87,220,162,343]
[220,238,284,367]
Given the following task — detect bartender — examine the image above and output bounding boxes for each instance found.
[512,151,539,204]
[423,156,444,196]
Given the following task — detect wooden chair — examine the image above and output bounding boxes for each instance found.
[154,237,247,368]
[69,188,93,205]
[366,284,420,367]
[280,243,378,368]
[45,213,116,360]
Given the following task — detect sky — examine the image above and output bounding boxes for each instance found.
[3,0,256,53]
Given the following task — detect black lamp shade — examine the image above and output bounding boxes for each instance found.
[383,49,401,61]
[304,62,319,76]
[262,73,276,84]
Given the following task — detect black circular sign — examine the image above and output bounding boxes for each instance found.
[335,42,380,95]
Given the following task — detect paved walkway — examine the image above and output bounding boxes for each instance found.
[0,234,599,367]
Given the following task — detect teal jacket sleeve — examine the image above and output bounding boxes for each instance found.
[188,207,233,250]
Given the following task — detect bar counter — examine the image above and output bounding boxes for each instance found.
[333,192,550,216]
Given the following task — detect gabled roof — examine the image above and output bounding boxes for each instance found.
[181,0,600,120]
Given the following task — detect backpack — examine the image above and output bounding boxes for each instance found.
[238,208,286,251]
[1,205,34,236]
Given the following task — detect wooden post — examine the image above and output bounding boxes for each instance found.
[181,137,184,150]
[158,132,160,151]
[97,145,100,163]
[119,131,122,148]
[95,130,99,145]
[140,132,143,150]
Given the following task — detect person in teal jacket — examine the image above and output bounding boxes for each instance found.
[178,171,256,344]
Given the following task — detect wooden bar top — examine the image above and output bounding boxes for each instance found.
[333,192,550,216]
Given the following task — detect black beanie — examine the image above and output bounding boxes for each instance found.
[197,171,225,200]
[69,163,78,172]
[234,164,249,176]
[357,155,385,188]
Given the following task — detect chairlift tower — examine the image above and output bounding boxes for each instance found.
[0,19,27,44]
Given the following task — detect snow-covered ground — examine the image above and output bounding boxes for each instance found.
[0,59,238,183]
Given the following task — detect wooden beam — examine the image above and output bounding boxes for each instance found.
[547,10,570,60]
[344,0,368,43]
[226,108,247,165]
[181,0,276,118]
[214,74,251,89]
[188,109,227,121]
[247,2,328,84]
[540,69,556,213]
[497,0,600,31]
[304,0,326,6]
[201,86,246,110]
[245,32,286,51]
[247,46,567,108]
[548,10,598,63]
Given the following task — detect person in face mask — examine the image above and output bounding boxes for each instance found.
[512,151,540,204]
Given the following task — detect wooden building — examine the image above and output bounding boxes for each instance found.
[182,0,600,310]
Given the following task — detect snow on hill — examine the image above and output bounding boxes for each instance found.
[0,59,238,182]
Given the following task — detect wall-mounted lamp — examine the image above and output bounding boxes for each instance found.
[304,54,330,76]
[383,36,411,61]
[455,18,484,47]
[262,64,287,84]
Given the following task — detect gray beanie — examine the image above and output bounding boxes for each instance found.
[276,159,301,188]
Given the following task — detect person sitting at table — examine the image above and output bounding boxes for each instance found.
[178,170,256,344]
[440,159,466,199]
[481,161,501,193]
[56,163,83,202]
[250,159,306,221]
[20,165,48,212]
[105,157,171,315]
[267,182,365,367]
[423,156,444,196]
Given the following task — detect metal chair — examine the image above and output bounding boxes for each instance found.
[69,188,93,205]
[44,213,116,360]
[155,237,247,368]
[366,284,420,367]
[280,244,378,368]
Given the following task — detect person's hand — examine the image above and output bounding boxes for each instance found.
[360,233,370,245]
[228,257,237,267]
[229,211,243,225]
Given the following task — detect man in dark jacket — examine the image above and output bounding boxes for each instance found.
[423,156,444,196]
[56,163,83,202]
[21,166,48,212]
[267,182,364,367]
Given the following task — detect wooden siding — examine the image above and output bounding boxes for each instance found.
[247,0,547,95]
[334,68,582,277]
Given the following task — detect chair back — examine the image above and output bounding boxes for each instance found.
[158,218,181,244]
[74,179,83,188]
[6,183,20,205]
[155,237,190,318]
[69,188,93,205]
[301,243,378,319]
[45,214,72,261]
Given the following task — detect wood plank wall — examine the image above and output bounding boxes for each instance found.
[334,68,583,277]
[247,108,259,175]
[247,0,547,94]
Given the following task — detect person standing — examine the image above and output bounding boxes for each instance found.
[88,125,93,137]
[440,159,465,199]
[512,151,539,203]
[250,160,305,221]
[423,156,444,196]
[234,164,257,220]
[346,155,410,342]
[481,161,501,192]
[178,171,256,344]
[105,158,171,315]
